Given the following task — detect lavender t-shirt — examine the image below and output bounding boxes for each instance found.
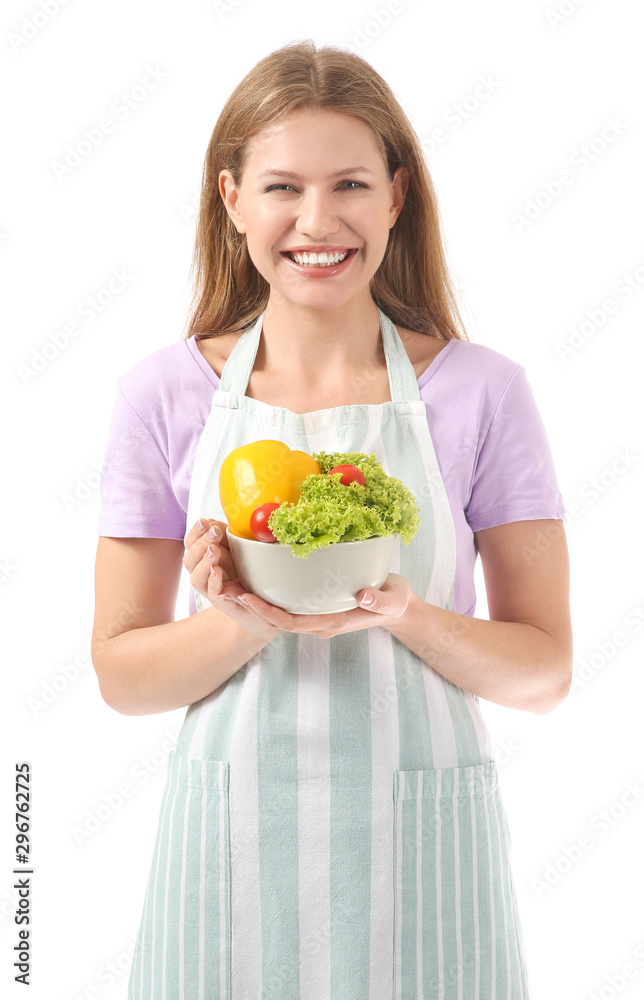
[97,334,566,619]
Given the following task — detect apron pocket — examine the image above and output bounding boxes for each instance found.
[392,761,531,1000]
[128,751,232,1000]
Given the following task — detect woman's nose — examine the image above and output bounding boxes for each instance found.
[294,190,340,238]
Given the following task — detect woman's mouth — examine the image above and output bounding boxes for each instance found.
[280,248,359,277]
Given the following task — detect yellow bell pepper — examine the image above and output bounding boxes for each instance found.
[219,439,321,539]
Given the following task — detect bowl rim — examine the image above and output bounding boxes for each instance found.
[225,526,398,549]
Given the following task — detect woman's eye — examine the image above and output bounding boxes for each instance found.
[265,181,366,192]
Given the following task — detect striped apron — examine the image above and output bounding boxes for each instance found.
[128,307,532,1000]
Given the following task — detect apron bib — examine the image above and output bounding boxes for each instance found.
[128,308,531,1000]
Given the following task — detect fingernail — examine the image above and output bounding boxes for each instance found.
[207,525,220,540]
[218,594,234,601]
[197,518,206,532]
[360,593,373,605]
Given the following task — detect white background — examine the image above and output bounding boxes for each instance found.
[2,1,643,998]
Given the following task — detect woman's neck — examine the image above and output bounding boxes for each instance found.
[258,296,385,382]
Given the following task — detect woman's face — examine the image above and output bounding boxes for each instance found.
[219,108,408,311]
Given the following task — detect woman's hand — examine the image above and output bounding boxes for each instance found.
[228,572,415,639]
[183,518,281,642]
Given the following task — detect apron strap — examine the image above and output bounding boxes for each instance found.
[218,306,421,402]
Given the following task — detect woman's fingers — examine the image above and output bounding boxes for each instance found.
[206,569,281,641]
[183,518,228,574]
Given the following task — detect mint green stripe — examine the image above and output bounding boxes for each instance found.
[489,778,512,1000]
[438,772,458,994]
[328,630,372,998]
[442,676,486,766]
[256,632,301,999]
[174,700,201,752]
[394,764,511,998]
[162,762,187,996]
[173,759,228,999]
[420,773,439,998]
[506,859,530,998]
[446,577,455,612]
[203,760,230,999]
[381,403,434,600]
[380,406,436,769]
[378,306,423,401]
[473,783,493,998]
[195,664,248,760]
[394,643,435,768]
[457,774,477,999]
[181,772,201,997]
[392,771,401,995]
[128,751,176,999]
[150,754,183,996]
[401,772,419,995]
[503,807,530,998]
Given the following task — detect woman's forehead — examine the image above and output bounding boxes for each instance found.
[244,110,384,165]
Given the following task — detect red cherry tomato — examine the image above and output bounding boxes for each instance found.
[249,502,281,542]
[327,464,366,487]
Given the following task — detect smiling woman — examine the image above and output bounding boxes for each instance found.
[93,38,569,1000]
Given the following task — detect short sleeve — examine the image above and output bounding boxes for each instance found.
[97,384,187,539]
[465,365,566,532]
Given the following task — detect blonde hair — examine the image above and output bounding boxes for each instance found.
[182,39,468,342]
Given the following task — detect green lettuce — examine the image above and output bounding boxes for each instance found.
[267,451,420,558]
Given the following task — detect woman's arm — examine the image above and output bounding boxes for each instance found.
[91,536,278,716]
[385,519,573,714]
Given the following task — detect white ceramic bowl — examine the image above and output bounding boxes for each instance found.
[225,528,397,614]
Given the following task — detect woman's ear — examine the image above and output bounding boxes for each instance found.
[219,169,247,234]
[389,164,409,227]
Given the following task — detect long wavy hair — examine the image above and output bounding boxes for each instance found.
[182,40,468,342]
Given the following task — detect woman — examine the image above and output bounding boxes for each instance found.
[92,40,572,1000]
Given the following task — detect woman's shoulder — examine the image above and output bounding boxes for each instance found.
[430,336,524,388]
[115,338,210,401]
[110,339,214,444]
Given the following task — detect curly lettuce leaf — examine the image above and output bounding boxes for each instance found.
[267,451,420,558]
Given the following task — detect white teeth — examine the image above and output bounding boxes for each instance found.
[289,250,350,266]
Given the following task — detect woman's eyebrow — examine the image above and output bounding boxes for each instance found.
[257,167,376,179]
